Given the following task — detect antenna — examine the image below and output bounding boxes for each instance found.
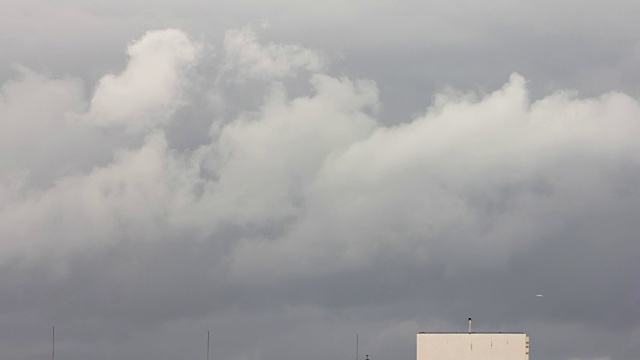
[468,318,472,333]
[207,331,210,360]
[356,334,358,360]
[52,326,55,360]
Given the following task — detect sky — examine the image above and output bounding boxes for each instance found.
[1,1,640,360]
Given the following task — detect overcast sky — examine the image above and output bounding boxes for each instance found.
[1,1,640,360]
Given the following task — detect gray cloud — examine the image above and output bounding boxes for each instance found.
[1,3,640,360]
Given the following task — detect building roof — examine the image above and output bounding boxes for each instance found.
[418,332,526,334]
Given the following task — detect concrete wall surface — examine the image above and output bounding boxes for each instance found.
[417,333,529,360]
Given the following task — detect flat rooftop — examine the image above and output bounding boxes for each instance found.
[418,332,525,334]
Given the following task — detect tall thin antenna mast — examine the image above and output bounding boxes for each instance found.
[207,331,210,360]
[356,334,358,360]
[52,326,55,360]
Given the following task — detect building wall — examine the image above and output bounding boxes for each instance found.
[417,333,529,360]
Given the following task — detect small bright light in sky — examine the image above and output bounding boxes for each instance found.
[536,294,544,297]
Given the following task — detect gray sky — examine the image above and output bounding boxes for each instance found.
[1,1,640,360]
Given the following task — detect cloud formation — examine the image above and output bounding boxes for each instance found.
[223,26,325,80]
[0,66,85,178]
[87,29,201,130]
[1,25,639,360]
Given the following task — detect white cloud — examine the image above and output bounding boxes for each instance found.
[223,26,324,80]
[2,25,640,360]
[3,44,640,287]
[86,28,201,131]
[0,66,85,177]
[226,73,640,281]
[0,132,176,270]
[2,28,640,295]
[183,74,378,228]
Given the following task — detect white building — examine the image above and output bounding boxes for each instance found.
[417,332,530,360]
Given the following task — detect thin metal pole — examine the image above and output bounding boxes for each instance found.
[52,326,55,360]
[207,331,210,360]
[356,334,358,360]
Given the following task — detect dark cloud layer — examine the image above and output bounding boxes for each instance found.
[1,2,640,360]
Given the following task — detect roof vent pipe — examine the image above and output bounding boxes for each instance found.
[468,318,472,333]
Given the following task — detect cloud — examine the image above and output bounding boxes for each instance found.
[0,0,110,35]
[222,26,325,80]
[86,28,201,131]
[3,29,640,287]
[226,73,640,282]
[1,26,640,360]
[0,66,86,181]
[0,132,176,270]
